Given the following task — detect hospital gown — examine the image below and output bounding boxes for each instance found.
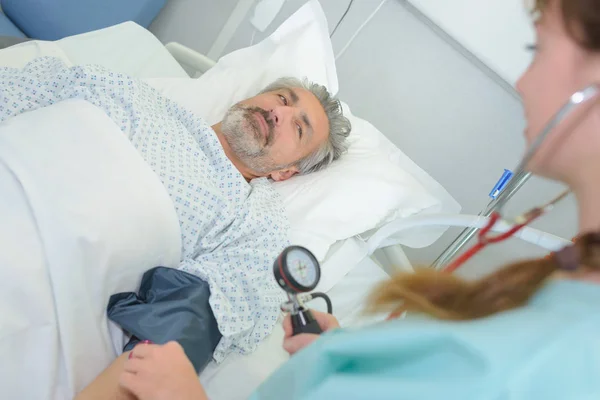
[0,57,289,361]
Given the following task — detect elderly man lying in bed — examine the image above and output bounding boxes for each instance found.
[0,57,350,398]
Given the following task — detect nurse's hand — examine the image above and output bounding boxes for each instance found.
[120,341,208,400]
[282,310,340,355]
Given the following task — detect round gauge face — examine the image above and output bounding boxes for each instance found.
[286,248,319,288]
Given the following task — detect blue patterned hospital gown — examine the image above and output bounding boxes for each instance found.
[0,57,290,361]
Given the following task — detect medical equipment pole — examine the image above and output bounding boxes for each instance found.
[430,170,531,269]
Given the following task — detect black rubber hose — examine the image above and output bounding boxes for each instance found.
[309,292,333,314]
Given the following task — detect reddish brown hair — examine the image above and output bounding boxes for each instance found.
[367,233,600,320]
[536,0,600,50]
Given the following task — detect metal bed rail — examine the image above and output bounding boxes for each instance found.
[430,170,532,269]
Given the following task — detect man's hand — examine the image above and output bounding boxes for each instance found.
[282,310,340,355]
[119,341,208,400]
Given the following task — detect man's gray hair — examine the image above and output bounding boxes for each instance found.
[259,77,351,174]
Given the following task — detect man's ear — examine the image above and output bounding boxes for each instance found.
[270,167,299,182]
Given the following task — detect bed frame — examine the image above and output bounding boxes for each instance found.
[165,42,216,78]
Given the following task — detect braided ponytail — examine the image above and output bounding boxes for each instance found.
[367,233,600,320]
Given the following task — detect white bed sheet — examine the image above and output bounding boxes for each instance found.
[0,150,64,399]
[0,22,188,78]
[0,99,183,399]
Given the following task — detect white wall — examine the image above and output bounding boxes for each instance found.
[149,0,240,55]
[220,0,364,56]
[150,0,578,276]
[149,0,356,58]
[408,0,536,86]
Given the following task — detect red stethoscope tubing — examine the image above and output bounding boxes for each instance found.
[442,210,541,273]
[385,210,542,320]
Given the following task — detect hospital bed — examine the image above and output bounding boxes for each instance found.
[0,5,573,399]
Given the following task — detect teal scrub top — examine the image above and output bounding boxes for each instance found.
[250,280,600,400]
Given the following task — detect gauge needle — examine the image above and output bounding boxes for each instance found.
[298,262,307,278]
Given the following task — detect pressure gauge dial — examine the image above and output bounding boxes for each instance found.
[273,246,321,293]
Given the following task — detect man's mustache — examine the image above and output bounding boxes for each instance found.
[245,106,274,145]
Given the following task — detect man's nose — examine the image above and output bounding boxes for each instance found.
[269,106,294,128]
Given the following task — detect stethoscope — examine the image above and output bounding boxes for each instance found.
[443,84,600,273]
[273,246,332,335]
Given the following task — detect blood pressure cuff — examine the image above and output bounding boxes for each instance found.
[107,267,222,373]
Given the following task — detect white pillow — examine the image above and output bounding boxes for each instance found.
[146,0,449,261]
[276,103,441,259]
[147,0,337,126]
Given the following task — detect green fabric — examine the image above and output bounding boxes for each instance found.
[251,280,600,400]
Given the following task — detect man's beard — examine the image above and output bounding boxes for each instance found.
[221,104,283,174]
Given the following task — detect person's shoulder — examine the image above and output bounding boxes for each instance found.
[502,282,600,397]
